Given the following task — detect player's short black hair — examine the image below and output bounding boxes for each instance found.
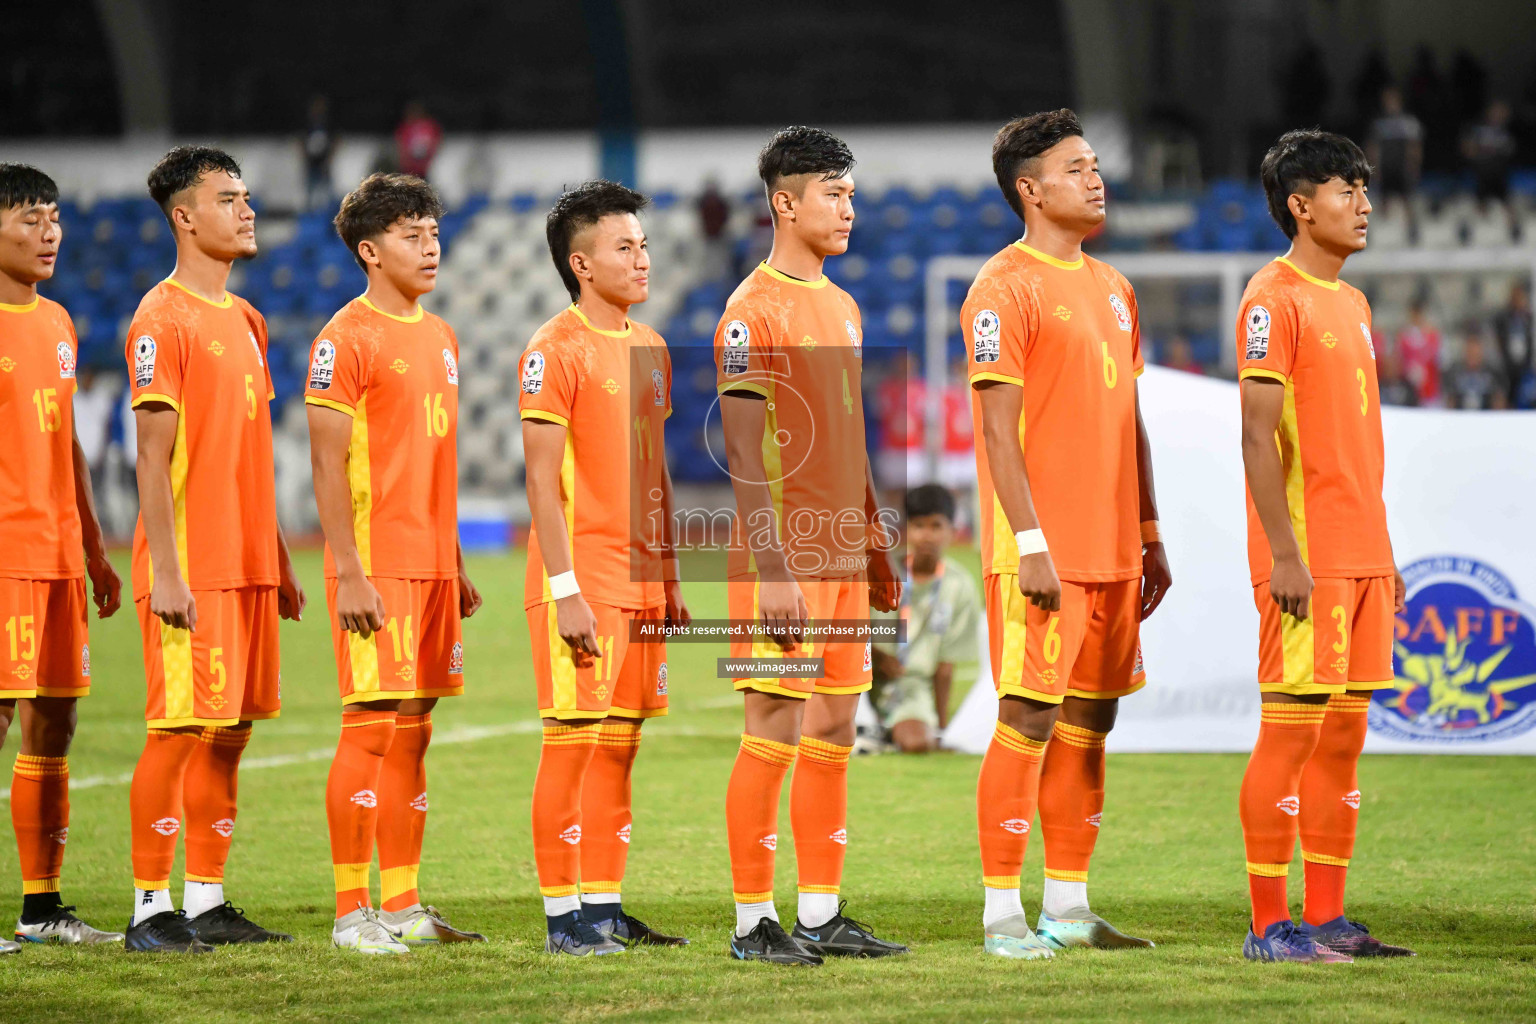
[545,179,651,301]
[147,146,243,230]
[333,173,444,271]
[905,484,956,523]
[992,108,1084,221]
[0,164,59,212]
[1260,129,1372,239]
[757,126,855,210]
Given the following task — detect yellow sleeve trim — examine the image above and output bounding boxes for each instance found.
[969,371,1023,387]
[664,407,674,419]
[131,393,181,412]
[718,380,771,398]
[520,409,570,427]
[1133,365,1146,379]
[1239,368,1289,384]
[305,396,356,417]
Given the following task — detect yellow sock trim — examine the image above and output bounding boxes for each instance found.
[333,862,371,893]
[1328,693,1372,714]
[542,723,600,747]
[797,736,852,766]
[1043,868,1089,882]
[380,864,420,903]
[1259,703,1328,725]
[733,891,774,903]
[12,754,68,780]
[993,722,1047,759]
[797,884,840,895]
[1301,850,1351,867]
[183,872,223,884]
[739,734,798,769]
[200,726,252,748]
[539,884,580,898]
[133,878,170,892]
[582,881,623,894]
[395,713,432,730]
[1050,721,1107,750]
[982,875,1021,889]
[1246,861,1290,878]
[22,878,60,895]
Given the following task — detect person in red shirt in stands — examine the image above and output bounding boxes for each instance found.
[394,102,443,182]
[1394,297,1441,405]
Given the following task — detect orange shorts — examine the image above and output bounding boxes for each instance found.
[528,602,668,721]
[0,576,90,699]
[136,586,280,728]
[327,577,464,706]
[727,576,873,699]
[1255,575,1395,696]
[985,575,1147,704]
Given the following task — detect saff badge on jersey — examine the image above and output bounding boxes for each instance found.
[522,350,545,394]
[133,336,157,387]
[1245,305,1271,360]
[722,321,750,374]
[973,309,1001,363]
[309,339,336,390]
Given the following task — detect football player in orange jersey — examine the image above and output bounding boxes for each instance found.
[1236,130,1413,962]
[0,164,123,951]
[306,173,485,954]
[716,128,907,965]
[966,110,1170,959]
[124,147,304,952]
[522,180,690,956]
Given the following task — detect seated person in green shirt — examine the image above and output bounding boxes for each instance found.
[870,485,981,753]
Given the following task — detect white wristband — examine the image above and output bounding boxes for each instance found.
[1015,529,1048,556]
[548,570,580,600]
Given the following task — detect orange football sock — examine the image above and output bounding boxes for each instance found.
[1038,721,1108,884]
[977,722,1047,891]
[378,713,432,912]
[129,729,200,891]
[531,723,600,900]
[326,710,397,917]
[12,755,69,895]
[1239,702,1326,933]
[1300,692,1370,925]
[578,720,642,898]
[183,725,251,885]
[790,737,852,899]
[726,734,796,904]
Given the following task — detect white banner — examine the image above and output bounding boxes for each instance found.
[947,366,1536,755]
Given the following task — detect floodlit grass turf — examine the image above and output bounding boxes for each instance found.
[1,549,1533,1023]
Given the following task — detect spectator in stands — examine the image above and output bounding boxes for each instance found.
[1444,328,1507,410]
[697,178,730,278]
[394,100,443,180]
[868,485,980,753]
[1368,87,1423,220]
[300,94,336,210]
[1377,348,1418,407]
[1396,297,1442,405]
[1492,283,1534,408]
[874,352,926,490]
[1462,99,1517,210]
[1159,334,1205,375]
[939,356,974,492]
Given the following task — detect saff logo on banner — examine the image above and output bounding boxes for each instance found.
[1372,556,1536,743]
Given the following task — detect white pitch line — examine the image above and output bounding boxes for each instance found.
[0,718,740,801]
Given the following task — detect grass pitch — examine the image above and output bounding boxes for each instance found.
[1,549,1532,1023]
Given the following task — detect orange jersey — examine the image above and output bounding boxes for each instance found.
[1237,257,1392,584]
[0,296,83,579]
[126,279,278,595]
[519,305,671,611]
[714,263,868,581]
[305,297,460,579]
[964,242,1145,582]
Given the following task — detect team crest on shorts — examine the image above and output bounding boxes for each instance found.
[1108,293,1133,332]
[972,309,1001,363]
[133,336,157,387]
[1371,556,1536,744]
[443,348,459,386]
[56,341,76,379]
[81,644,90,678]
[1245,306,1271,360]
[449,641,463,675]
[1360,322,1375,357]
[652,367,665,406]
[656,662,668,695]
[722,321,750,374]
[521,350,545,394]
[309,339,336,390]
